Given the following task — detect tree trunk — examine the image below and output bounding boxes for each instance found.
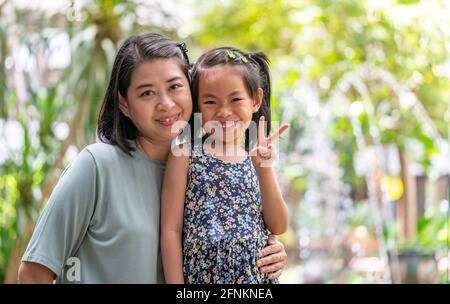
[4,222,33,284]
[398,151,417,243]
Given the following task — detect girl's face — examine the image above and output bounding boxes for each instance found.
[119,58,192,143]
[198,65,262,145]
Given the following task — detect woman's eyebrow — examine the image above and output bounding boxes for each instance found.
[167,76,183,83]
[134,76,182,90]
[135,83,152,90]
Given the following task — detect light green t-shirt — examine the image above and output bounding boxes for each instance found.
[22,142,166,283]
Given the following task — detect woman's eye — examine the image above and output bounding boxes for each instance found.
[169,83,183,90]
[204,100,216,105]
[140,90,155,97]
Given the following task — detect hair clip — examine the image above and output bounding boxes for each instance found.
[226,50,237,59]
[239,55,248,63]
[178,42,188,54]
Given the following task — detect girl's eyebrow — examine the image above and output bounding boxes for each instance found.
[202,93,217,98]
[229,91,242,97]
[202,91,243,98]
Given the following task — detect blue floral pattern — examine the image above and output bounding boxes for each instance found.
[183,146,277,284]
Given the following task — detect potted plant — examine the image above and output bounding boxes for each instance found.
[387,210,450,284]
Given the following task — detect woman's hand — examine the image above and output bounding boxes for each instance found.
[257,235,288,280]
[251,116,289,168]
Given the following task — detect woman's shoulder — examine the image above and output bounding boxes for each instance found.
[84,142,119,155]
[82,142,130,166]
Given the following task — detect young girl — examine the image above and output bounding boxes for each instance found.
[161,47,289,284]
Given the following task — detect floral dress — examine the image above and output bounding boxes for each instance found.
[182,145,277,284]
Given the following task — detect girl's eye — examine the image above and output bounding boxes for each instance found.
[204,100,216,105]
[140,90,155,97]
[231,98,243,102]
[169,83,183,90]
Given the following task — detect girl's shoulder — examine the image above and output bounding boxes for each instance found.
[167,143,191,165]
[170,143,191,158]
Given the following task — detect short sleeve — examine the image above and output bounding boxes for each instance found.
[21,148,97,278]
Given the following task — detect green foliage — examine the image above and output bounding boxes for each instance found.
[194,0,450,187]
[0,0,181,282]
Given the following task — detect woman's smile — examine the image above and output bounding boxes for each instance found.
[156,113,181,127]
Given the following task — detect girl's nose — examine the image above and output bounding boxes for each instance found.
[216,106,231,118]
[157,93,175,111]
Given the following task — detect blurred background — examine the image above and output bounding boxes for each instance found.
[0,0,449,284]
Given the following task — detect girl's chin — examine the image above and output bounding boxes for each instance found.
[205,134,244,145]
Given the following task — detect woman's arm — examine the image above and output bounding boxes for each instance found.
[19,148,98,283]
[18,262,56,284]
[160,145,190,284]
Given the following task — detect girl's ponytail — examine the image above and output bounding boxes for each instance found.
[248,52,271,136]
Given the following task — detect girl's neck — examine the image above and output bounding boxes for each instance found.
[135,136,171,161]
[205,141,247,163]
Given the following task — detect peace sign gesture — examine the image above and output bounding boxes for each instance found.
[251,116,289,168]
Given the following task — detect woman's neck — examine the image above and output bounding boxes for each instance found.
[135,136,171,161]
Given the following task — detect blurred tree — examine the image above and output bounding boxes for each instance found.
[192,0,450,281]
[193,0,449,168]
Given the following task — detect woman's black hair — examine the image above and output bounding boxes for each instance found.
[189,46,271,150]
[97,32,190,155]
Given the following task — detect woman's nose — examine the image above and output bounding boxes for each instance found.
[157,93,175,111]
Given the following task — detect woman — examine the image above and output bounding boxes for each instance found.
[18,33,287,283]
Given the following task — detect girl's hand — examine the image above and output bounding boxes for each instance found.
[257,235,288,280]
[251,116,289,168]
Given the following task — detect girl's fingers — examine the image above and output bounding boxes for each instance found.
[257,146,271,158]
[258,116,267,146]
[268,123,289,143]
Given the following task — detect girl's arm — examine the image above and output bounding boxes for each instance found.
[255,166,289,235]
[160,145,190,284]
[252,117,289,235]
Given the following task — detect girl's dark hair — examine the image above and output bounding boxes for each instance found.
[189,46,271,150]
[97,32,190,155]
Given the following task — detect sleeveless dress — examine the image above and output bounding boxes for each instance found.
[182,145,277,284]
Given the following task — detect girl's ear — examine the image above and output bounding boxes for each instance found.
[252,88,264,113]
[119,94,130,117]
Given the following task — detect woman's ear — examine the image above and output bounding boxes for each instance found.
[252,88,264,113]
[118,94,130,117]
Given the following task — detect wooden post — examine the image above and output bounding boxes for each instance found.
[399,152,418,243]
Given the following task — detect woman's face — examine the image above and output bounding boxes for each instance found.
[119,58,192,143]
